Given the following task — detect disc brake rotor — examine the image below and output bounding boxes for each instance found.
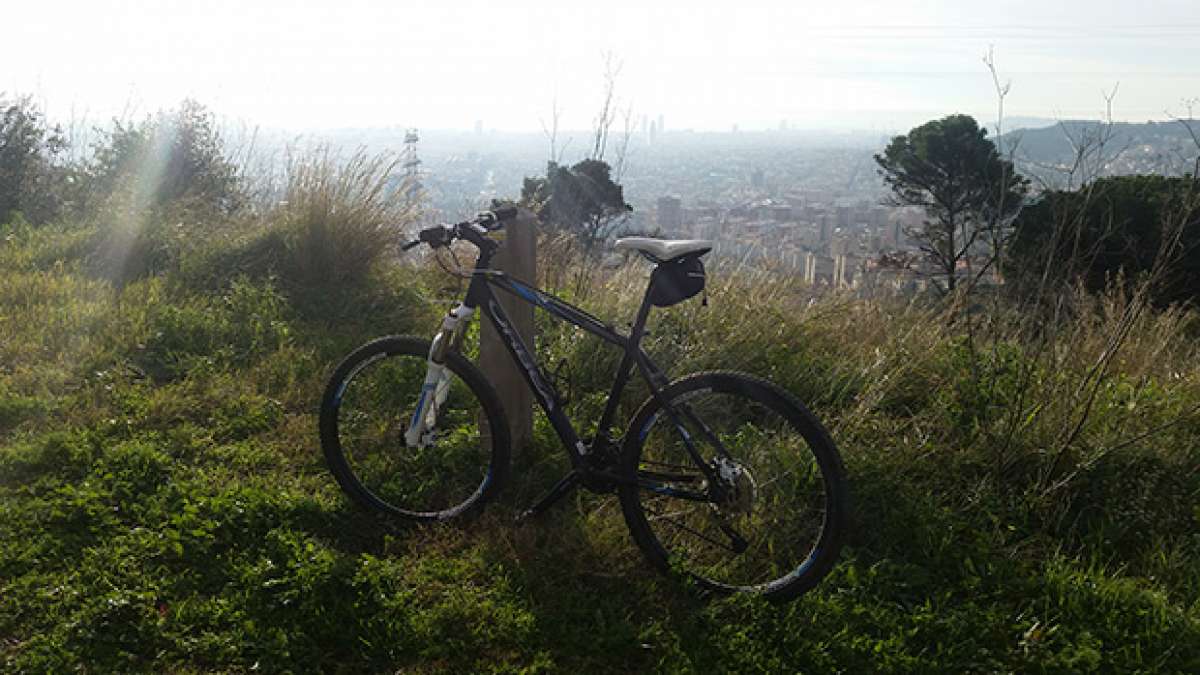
[714,457,757,515]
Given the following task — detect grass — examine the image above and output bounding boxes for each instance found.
[2,208,1199,673]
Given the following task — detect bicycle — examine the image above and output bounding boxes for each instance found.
[319,207,849,600]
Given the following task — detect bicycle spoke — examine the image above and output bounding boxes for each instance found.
[643,503,739,554]
[757,468,796,491]
[713,516,749,553]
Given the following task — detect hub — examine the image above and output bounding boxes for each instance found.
[713,457,757,515]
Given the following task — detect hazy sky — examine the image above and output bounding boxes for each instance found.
[7,0,1200,132]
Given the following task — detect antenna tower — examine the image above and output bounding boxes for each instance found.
[402,128,422,197]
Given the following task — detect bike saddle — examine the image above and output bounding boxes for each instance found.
[614,237,712,262]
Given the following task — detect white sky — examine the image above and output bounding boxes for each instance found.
[6,0,1200,132]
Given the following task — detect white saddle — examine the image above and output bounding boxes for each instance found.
[614,237,712,261]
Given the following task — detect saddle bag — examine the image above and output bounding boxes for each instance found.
[648,255,706,307]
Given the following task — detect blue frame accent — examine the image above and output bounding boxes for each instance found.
[408,383,435,430]
[506,278,544,307]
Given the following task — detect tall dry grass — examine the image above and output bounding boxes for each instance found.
[532,236,1198,577]
[271,148,415,289]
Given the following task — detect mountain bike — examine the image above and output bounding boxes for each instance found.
[319,207,849,600]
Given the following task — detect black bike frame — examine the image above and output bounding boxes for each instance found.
[457,243,722,500]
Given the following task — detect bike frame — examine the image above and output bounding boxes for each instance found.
[417,239,725,512]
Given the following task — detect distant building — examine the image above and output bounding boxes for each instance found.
[657,196,683,231]
[750,168,765,190]
[883,218,904,247]
[836,205,852,227]
[767,205,791,222]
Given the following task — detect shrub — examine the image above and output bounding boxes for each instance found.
[0,95,66,224]
[80,100,243,218]
[1007,174,1200,307]
[272,149,412,288]
[78,101,248,285]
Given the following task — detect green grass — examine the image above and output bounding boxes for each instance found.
[2,217,1199,673]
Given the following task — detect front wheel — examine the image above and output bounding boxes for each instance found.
[618,371,848,601]
[319,336,511,521]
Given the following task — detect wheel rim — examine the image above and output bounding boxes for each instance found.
[632,385,833,592]
[332,349,496,518]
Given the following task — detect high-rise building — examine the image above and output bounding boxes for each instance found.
[657,196,683,231]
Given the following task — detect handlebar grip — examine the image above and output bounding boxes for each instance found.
[418,225,453,248]
[401,240,421,251]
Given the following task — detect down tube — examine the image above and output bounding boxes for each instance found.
[478,283,587,465]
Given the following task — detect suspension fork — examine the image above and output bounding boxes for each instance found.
[403,302,475,448]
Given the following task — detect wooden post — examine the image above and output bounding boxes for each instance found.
[478,207,536,451]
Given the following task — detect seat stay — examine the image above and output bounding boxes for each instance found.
[628,345,730,500]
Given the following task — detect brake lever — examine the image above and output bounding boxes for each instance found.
[475,211,497,229]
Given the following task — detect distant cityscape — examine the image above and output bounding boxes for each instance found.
[304,116,1200,289]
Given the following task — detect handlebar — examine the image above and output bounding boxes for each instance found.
[401,206,519,252]
[480,205,518,227]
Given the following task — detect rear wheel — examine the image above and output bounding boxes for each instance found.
[319,336,510,521]
[618,371,848,600]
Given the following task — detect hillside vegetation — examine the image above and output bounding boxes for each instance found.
[1,99,1199,673]
[1000,119,1200,182]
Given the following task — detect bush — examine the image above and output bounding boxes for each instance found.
[80,100,243,218]
[0,95,66,224]
[1007,175,1200,307]
[269,149,414,290]
[77,101,248,285]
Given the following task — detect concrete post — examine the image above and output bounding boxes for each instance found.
[478,207,536,451]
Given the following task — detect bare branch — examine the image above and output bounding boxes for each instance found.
[590,52,623,162]
[540,95,561,164]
